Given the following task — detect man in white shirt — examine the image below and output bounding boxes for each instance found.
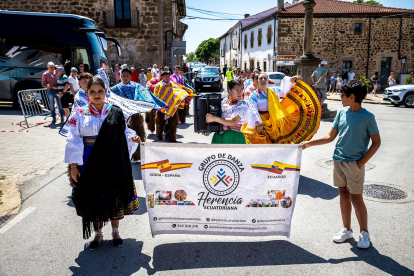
[151,64,160,79]
[348,68,355,81]
[68,67,80,97]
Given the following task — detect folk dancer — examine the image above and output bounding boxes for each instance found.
[154,70,195,142]
[204,80,261,144]
[65,77,141,250]
[179,67,195,121]
[243,73,321,144]
[145,76,162,133]
[110,68,167,160]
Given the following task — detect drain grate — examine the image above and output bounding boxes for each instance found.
[0,214,14,227]
[363,184,408,200]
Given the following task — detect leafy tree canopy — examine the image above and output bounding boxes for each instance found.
[195,38,220,62]
[184,52,198,62]
[354,0,383,6]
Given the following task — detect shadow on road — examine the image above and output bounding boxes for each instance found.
[329,240,413,275]
[298,175,338,200]
[152,240,412,274]
[152,240,326,271]
[69,240,154,275]
[131,163,142,181]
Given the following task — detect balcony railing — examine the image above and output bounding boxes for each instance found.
[103,9,140,29]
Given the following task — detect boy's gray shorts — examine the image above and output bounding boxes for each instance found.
[315,88,327,100]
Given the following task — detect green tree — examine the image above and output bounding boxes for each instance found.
[184,52,198,62]
[195,38,220,62]
[404,76,413,85]
[353,0,383,6]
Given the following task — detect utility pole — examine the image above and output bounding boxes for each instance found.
[158,0,164,67]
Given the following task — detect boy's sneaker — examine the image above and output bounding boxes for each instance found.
[357,231,371,249]
[333,228,353,243]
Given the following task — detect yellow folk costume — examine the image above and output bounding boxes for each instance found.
[153,80,195,142]
[243,79,321,144]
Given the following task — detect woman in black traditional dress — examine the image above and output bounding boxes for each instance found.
[65,77,141,250]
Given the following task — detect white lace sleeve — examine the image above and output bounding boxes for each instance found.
[64,112,84,165]
[125,125,138,160]
[279,76,294,97]
[233,102,259,129]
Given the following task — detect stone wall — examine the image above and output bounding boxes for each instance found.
[277,16,414,83]
[1,0,184,71]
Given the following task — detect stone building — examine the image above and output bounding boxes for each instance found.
[0,0,188,70]
[219,0,414,84]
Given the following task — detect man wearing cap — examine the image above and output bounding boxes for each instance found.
[151,64,160,79]
[41,62,65,123]
[312,60,328,105]
[68,67,80,97]
[130,66,139,83]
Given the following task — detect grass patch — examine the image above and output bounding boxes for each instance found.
[0,175,5,181]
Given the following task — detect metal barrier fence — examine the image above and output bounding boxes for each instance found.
[17,88,52,128]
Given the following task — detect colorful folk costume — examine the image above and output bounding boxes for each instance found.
[212,98,258,144]
[64,103,139,239]
[110,81,167,160]
[145,77,161,132]
[170,73,191,123]
[243,78,321,144]
[182,75,196,119]
[153,80,195,142]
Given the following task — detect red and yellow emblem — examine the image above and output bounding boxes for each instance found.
[141,159,193,173]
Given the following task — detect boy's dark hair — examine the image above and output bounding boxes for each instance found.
[87,76,106,90]
[341,80,367,103]
[78,72,93,81]
[161,70,171,76]
[228,79,242,90]
[121,68,132,75]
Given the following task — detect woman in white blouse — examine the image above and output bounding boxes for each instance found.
[64,77,141,250]
[205,80,262,144]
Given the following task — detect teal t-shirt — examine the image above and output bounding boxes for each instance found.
[313,67,328,88]
[332,108,379,162]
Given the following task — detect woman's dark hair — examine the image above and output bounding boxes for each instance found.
[285,68,290,73]
[78,72,93,81]
[121,68,132,75]
[341,80,367,103]
[161,70,171,76]
[87,76,106,91]
[228,79,242,90]
[374,72,378,76]
[252,73,260,81]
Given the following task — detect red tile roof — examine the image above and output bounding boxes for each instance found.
[278,0,414,16]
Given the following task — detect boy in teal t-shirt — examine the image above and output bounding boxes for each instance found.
[301,80,381,249]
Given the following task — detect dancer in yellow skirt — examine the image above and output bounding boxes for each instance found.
[243,73,321,144]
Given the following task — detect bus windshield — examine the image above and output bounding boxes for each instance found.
[86,32,111,72]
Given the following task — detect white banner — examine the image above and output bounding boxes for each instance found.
[142,143,302,237]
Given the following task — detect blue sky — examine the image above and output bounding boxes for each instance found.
[183,0,414,54]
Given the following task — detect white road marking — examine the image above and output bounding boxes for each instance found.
[0,207,37,234]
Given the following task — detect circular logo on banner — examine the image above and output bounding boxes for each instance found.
[203,159,240,196]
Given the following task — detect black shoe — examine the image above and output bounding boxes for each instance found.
[89,231,103,250]
[112,238,124,247]
[52,119,56,124]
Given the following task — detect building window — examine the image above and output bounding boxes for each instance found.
[257,61,260,69]
[258,28,262,47]
[244,34,247,50]
[343,61,353,72]
[250,31,254,48]
[114,0,131,28]
[244,62,247,71]
[354,23,362,33]
[263,60,267,72]
[267,25,272,45]
[250,59,254,70]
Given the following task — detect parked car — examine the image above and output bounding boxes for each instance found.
[194,66,222,92]
[267,72,286,89]
[383,84,414,108]
[193,63,206,75]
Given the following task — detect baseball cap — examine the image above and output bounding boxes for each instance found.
[47,61,55,67]
[56,65,64,70]
[321,60,328,65]
[70,67,78,72]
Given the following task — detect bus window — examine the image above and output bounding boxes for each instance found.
[86,32,110,73]
[73,48,91,72]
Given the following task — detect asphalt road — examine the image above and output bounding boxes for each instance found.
[0,98,413,276]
